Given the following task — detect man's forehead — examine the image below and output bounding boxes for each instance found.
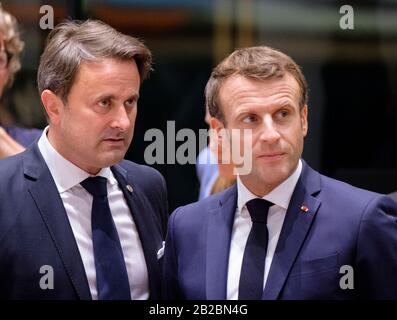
[66,58,139,100]
[71,58,139,88]
[223,73,298,88]
[76,58,137,76]
[220,73,300,102]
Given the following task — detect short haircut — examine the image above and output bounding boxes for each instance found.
[205,46,308,122]
[37,19,152,103]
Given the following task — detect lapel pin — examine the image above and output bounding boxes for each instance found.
[300,205,309,213]
[126,185,133,193]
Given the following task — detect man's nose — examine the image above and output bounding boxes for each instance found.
[258,116,281,143]
[110,105,130,131]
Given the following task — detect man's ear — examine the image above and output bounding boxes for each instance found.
[210,117,232,163]
[301,104,308,137]
[210,117,228,150]
[41,90,65,125]
[210,117,225,134]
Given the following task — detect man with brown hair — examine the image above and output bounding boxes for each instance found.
[0,20,168,300]
[163,46,397,299]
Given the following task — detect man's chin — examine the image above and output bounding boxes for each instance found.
[251,166,291,185]
[99,152,126,167]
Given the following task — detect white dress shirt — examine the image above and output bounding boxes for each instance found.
[227,160,302,300]
[38,127,149,300]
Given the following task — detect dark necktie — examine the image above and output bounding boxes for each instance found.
[238,198,273,300]
[81,176,131,300]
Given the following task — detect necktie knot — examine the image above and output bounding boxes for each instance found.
[246,198,273,223]
[81,176,108,197]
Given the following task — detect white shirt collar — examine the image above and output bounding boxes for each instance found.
[37,126,116,193]
[237,159,302,212]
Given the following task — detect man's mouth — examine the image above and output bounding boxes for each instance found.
[103,137,125,145]
[258,152,286,160]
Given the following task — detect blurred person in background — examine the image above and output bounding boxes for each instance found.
[196,106,236,200]
[0,4,41,159]
[196,107,219,200]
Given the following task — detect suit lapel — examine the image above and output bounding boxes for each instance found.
[23,144,92,299]
[263,162,321,300]
[111,164,163,299]
[206,185,237,299]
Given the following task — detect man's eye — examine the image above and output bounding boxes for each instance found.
[242,115,257,123]
[276,110,289,118]
[99,99,110,108]
[125,98,137,108]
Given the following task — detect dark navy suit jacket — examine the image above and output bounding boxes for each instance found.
[0,143,168,299]
[163,161,397,299]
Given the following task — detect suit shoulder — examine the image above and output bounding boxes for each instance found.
[318,173,394,215]
[118,159,164,184]
[320,174,380,199]
[0,152,24,181]
[0,151,24,169]
[171,185,235,220]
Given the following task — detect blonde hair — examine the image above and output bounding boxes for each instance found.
[0,4,24,87]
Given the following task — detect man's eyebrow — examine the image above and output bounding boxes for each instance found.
[128,93,140,100]
[93,93,140,101]
[276,101,295,108]
[94,93,115,101]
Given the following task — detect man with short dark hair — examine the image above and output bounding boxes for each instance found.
[163,46,397,300]
[0,20,168,300]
